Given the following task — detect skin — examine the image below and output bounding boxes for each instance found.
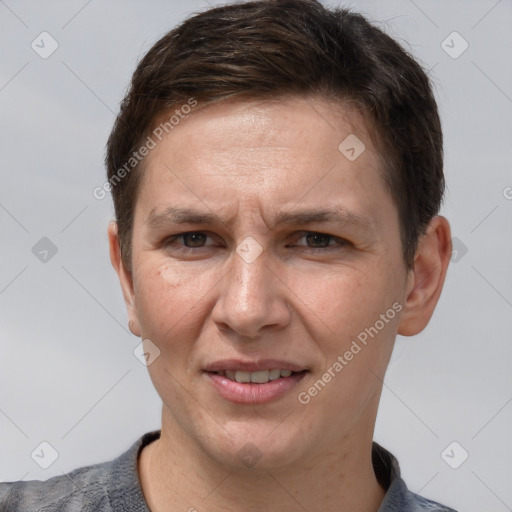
[108,95,452,512]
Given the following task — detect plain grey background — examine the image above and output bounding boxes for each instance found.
[1,1,511,511]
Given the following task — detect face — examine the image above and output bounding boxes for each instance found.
[115,96,415,469]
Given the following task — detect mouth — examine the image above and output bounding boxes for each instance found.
[209,368,307,384]
[203,362,309,404]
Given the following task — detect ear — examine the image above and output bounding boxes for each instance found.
[398,216,452,336]
[108,221,141,337]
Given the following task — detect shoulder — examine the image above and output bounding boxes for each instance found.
[380,475,459,512]
[0,462,111,512]
[409,493,459,511]
[372,441,458,512]
[0,430,160,512]
[379,474,459,512]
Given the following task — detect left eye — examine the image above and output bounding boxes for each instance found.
[293,232,344,249]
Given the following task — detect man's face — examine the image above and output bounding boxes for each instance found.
[123,96,412,469]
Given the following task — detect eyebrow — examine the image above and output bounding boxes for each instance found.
[145,206,374,233]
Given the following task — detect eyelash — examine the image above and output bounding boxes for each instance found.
[162,231,348,251]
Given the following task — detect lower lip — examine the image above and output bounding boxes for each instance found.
[205,371,307,404]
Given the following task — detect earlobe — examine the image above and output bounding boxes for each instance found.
[107,221,141,337]
[397,216,452,337]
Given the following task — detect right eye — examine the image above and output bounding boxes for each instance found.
[163,231,217,249]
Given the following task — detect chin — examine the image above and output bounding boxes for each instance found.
[201,420,309,471]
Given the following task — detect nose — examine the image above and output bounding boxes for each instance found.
[210,243,291,340]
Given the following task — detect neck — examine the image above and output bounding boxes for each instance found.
[139,407,386,512]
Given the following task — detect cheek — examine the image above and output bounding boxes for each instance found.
[294,265,401,366]
[132,261,206,342]
[290,268,372,333]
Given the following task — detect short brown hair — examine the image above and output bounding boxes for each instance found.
[105,0,444,270]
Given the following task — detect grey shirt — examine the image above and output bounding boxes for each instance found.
[0,430,458,511]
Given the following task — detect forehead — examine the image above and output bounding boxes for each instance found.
[148,95,375,163]
[136,95,393,228]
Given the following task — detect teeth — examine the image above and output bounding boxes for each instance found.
[219,369,298,383]
[250,370,270,383]
[268,368,281,380]
[235,370,251,383]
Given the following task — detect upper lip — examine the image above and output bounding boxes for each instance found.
[203,359,307,373]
